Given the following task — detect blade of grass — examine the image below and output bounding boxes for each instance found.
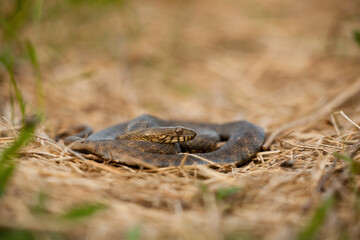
[0,117,37,197]
[60,202,107,221]
[0,227,63,240]
[25,41,41,76]
[0,227,35,240]
[0,57,26,123]
[296,195,334,240]
[126,226,141,240]
[353,30,360,48]
[32,0,43,24]
[0,0,33,40]
[216,187,242,202]
[25,40,45,117]
[333,152,360,175]
[30,191,49,215]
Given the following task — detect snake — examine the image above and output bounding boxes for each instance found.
[57,114,265,167]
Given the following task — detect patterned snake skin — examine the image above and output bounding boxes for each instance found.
[59,114,265,167]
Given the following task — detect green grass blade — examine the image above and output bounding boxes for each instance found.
[0,227,35,240]
[25,40,45,116]
[0,18,17,40]
[0,57,26,123]
[126,226,141,240]
[33,0,43,24]
[0,227,63,240]
[0,118,37,197]
[61,203,107,221]
[216,187,242,201]
[0,163,16,198]
[354,30,360,48]
[296,196,334,240]
[25,41,40,74]
[30,191,49,215]
[1,0,32,40]
[333,152,360,175]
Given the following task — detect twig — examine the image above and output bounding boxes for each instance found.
[282,139,341,153]
[184,153,222,168]
[180,153,188,168]
[338,111,360,130]
[315,157,338,192]
[348,141,360,158]
[1,116,18,135]
[263,78,360,149]
[257,150,281,156]
[81,159,126,174]
[316,139,360,193]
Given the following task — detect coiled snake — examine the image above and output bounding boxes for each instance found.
[57,114,265,167]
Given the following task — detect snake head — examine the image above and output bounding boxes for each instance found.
[153,126,197,143]
[176,127,196,140]
[149,127,196,143]
[116,126,197,143]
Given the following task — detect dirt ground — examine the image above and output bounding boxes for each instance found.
[1,0,360,239]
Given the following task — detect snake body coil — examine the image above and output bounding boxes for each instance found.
[59,114,265,167]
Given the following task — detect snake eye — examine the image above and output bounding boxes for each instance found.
[175,128,183,134]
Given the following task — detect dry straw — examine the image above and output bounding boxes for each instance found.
[1,0,360,239]
[1,77,360,239]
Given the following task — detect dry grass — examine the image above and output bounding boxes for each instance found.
[1,0,360,239]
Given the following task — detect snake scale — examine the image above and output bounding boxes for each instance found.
[58,114,265,167]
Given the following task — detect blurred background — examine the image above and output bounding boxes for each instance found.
[1,1,360,239]
[1,0,359,133]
